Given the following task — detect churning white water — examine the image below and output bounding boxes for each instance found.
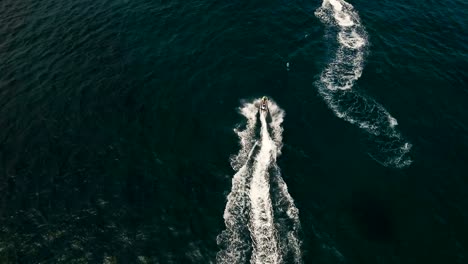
[315,0,412,168]
[217,98,302,264]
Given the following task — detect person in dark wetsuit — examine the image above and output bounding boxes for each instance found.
[260,96,268,112]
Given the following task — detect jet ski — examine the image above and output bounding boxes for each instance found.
[260,96,268,112]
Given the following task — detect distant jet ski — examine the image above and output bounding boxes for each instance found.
[260,96,268,112]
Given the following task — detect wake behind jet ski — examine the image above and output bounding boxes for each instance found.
[260,96,268,113]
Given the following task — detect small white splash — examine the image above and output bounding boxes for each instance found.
[402,142,411,150]
[329,0,355,27]
[389,116,398,127]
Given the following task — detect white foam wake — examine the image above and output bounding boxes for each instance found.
[315,0,412,168]
[315,0,367,91]
[231,101,260,170]
[217,98,302,264]
[264,102,303,264]
[217,101,258,264]
[271,163,303,264]
[249,110,280,264]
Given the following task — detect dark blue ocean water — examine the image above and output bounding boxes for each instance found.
[1,0,467,263]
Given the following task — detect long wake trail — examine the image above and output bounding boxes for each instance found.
[217,99,302,264]
[315,0,412,168]
[249,109,281,264]
[217,102,258,264]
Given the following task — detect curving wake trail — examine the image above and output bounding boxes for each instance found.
[217,98,302,264]
[315,0,412,168]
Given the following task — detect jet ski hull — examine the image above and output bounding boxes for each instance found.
[260,96,268,113]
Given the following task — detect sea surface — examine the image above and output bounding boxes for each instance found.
[1,0,467,263]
